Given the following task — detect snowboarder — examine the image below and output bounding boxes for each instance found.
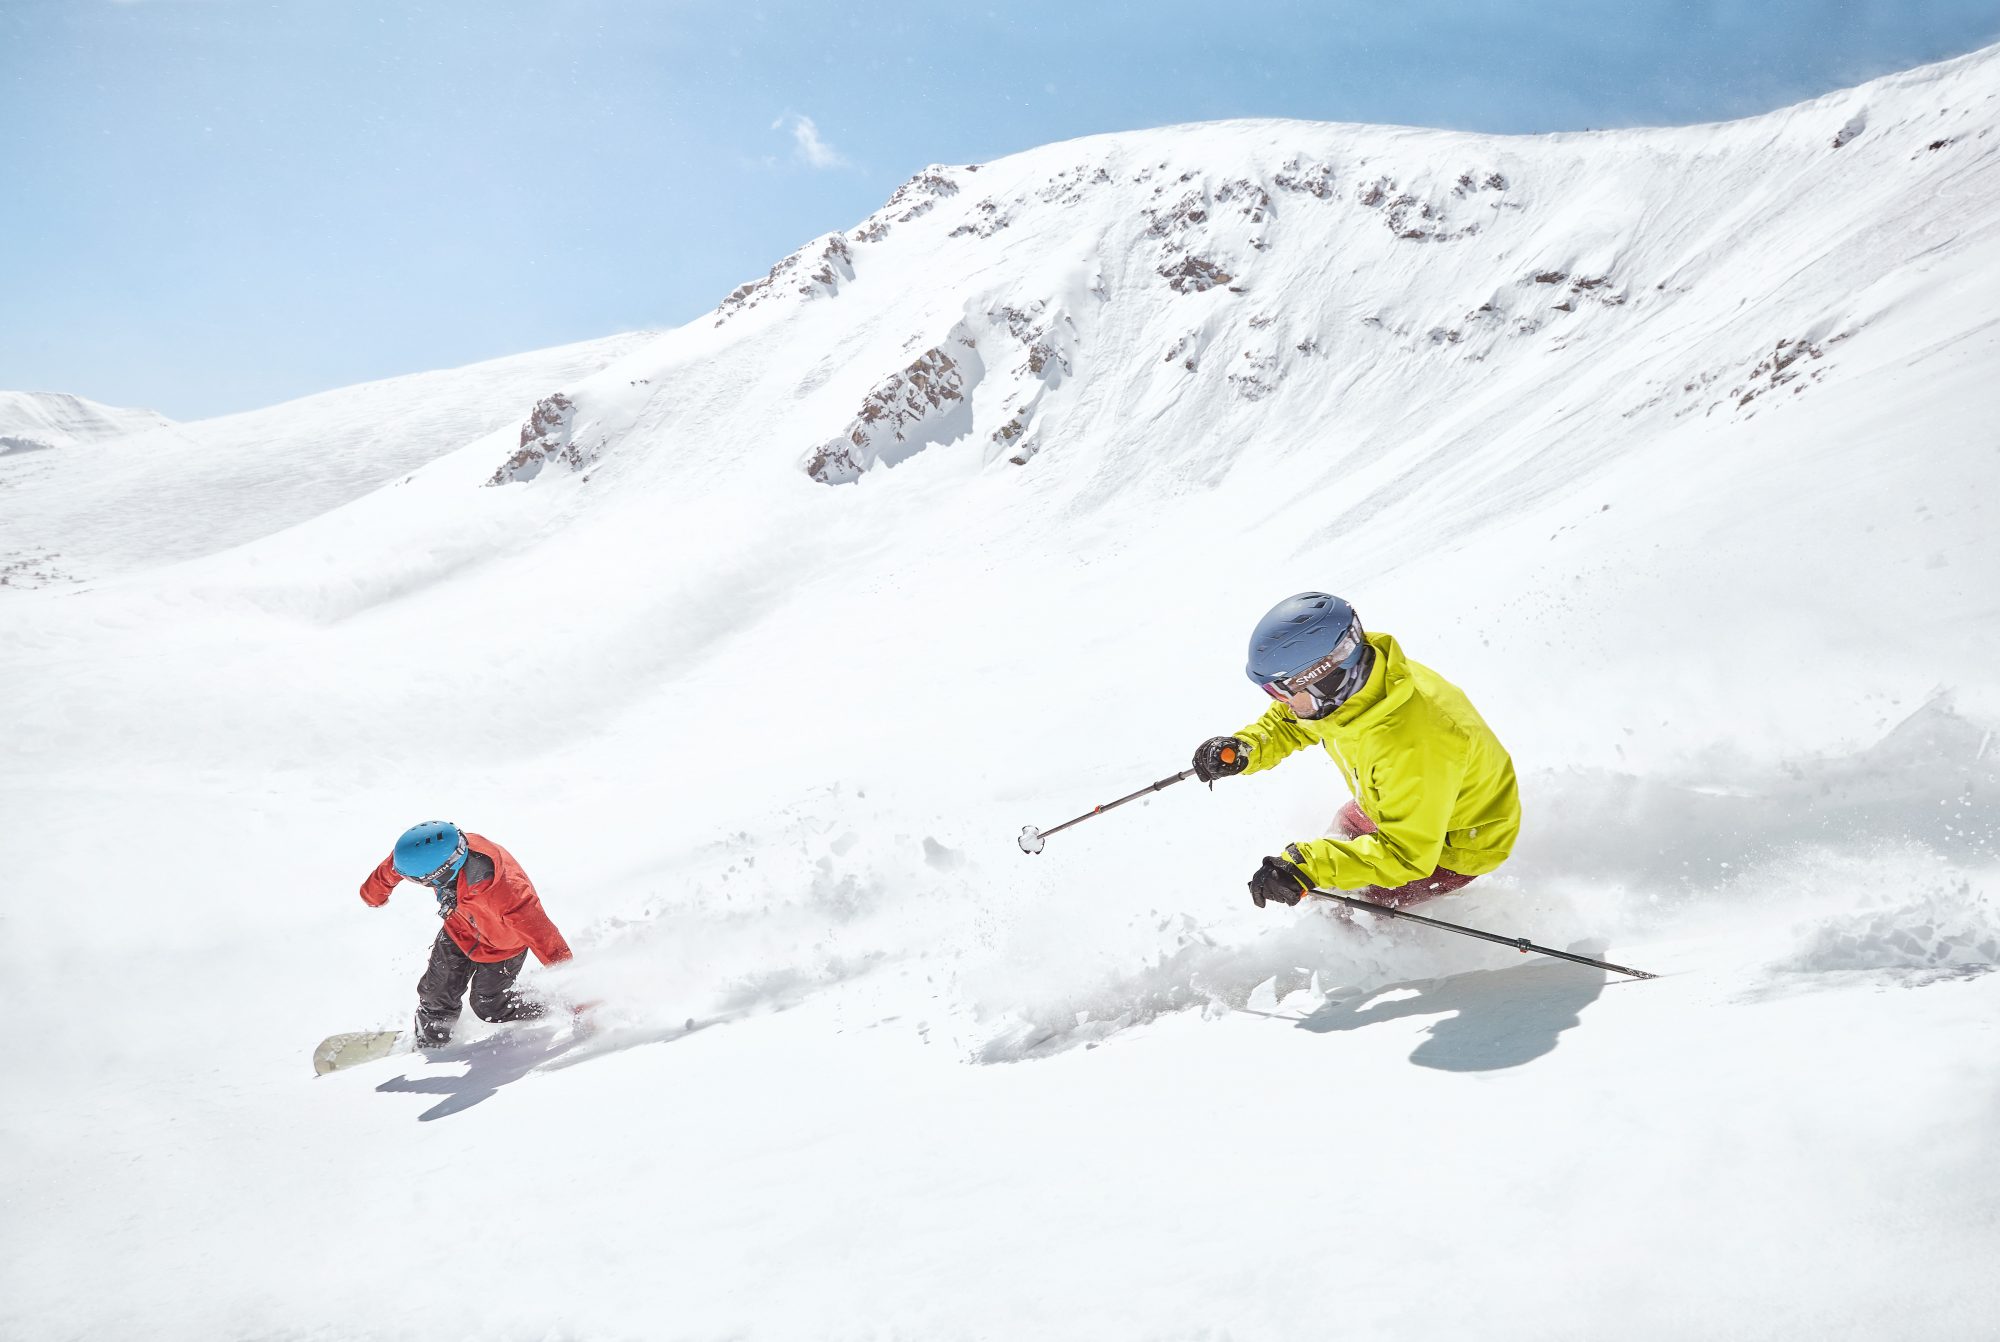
[358,821,575,1049]
[1191,593,1521,912]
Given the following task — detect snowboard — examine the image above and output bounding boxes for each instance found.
[313,1029,410,1075]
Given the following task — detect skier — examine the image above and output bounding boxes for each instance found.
[1191,593,1521,912]
[358,821,575,1049]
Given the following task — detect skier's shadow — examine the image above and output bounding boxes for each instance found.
[1296,943,1610,1072]
[375,1025,578,1122]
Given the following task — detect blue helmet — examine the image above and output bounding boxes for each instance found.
[1246,593,1371,717]
[393,821,467,886]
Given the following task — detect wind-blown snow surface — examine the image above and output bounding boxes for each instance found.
[5,50,2000,1342]
[0,332,654,586]
[0,390,172,452]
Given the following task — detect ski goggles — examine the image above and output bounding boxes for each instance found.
[1259,621,1365,700]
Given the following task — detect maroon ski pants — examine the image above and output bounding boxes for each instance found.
[1334,801,1477,909]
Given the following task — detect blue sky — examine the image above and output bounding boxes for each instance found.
[4,0,1997,420]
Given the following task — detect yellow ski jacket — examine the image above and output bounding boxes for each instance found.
[1233,633,1520,891]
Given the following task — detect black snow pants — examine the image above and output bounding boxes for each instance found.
[414,929,545,1048]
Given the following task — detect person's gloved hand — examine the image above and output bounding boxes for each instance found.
[1193,736,1249,784]
[1249,854,1310,908]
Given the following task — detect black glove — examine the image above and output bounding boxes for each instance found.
[1193,736,1249,784]
[1249,854,1310,908]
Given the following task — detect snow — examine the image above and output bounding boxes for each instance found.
[0,390,172,453]
[0,331,655,583]
[4,46,2000,1341]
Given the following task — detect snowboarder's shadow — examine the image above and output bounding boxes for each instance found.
[537,1013,723,1073]
[1296,943,1610,1072]
[375,1024,579,1121]
[375,1015,725,1120]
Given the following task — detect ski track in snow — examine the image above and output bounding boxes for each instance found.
[5,46,2000,1342]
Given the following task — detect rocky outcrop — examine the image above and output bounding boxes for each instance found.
[1354,169,1505,241]
[1273,158,1335,199]
[948,198,1014,239]
[715,233,857,327]
[1158,255,1234,294]
[488,393,599,485]
[804,329,983,484]
[850,167,974,246]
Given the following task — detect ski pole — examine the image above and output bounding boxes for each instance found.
[1302,888,1659,980]
[1018,766,1200,855]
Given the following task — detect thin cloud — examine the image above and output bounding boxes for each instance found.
[774,114,847,170]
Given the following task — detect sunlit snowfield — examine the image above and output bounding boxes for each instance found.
[4,47,1999,1342]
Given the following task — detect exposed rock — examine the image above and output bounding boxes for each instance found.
[1358,174,1480,241]
[949,199,1013,239]
[1216,178,1274,221]
[1717,336,1831,415]
[1158,255,1233,294]
[991,301,1077,380]
[1275,159,1336,199]
[822,164,961,244]
[804,331,982,484]
[1385,192,1471,242]
[990,416,1039,465]
[0,548,78,590]
[802,235,854,296]
[488,393,600,486]
[1037,163,1111,206]
[1144,191,1210,243]
[885,169,961,212]
[1228,351,1282,401]
[715,233,855,326]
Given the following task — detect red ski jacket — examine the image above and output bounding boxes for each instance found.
[359,833,573,966]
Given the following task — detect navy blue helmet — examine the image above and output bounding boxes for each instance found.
[1245,593,1372,717]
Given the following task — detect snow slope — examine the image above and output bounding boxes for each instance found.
[4,47,1999,1342]
[0,331,654,585]
[0,390,172,452]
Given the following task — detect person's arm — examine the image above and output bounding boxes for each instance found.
[358,854,401,907]
[1231,700,1320,775]
[497,873,573,966]
[1283,726,1468,890]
